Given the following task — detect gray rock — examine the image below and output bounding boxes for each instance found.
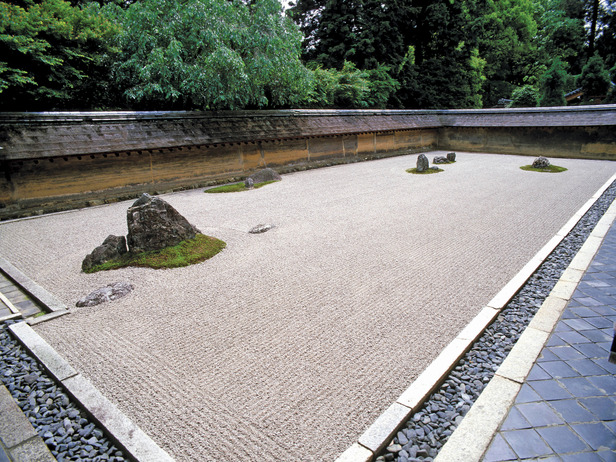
[76,282,134,307]
[126,193,199,254]
[447,152,456,162]
[417,154,429,172]
[245,177,254,189]
[532,156,551,168]
[433,156,448,164]
[249,224,275,234]
[82,235,127,272]
[248,168,281,184]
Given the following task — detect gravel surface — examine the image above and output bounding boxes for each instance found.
[379,180,616,462]
[1,152,615,461]
[0,321,127,462]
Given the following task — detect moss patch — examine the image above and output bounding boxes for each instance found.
[520,165,568,173]
[406,167,444,174]
[84,234,226,273]
[205,180,278,193]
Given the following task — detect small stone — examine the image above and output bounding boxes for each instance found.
[249,224,275,234]
[244,177,254,189]
[387,444,402,453]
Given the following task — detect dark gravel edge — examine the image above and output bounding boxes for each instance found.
[379,180,616,462]
[0,321,128,462]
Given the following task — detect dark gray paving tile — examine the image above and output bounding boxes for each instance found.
[529,380,573,401]
[483,434,517,462]
[537,425,589,453]
[539,349,563,362]
[501,406,532,431]
[592,358,616,374]
[575,297,605,307]
[582,280,611,288]
[557,331,593,344]
[571,423,616,451]
[558,377,605,398]
[586,375,616,395]
[516,383,542,403]
[556,323,576,334]
[567,358,610,376]
[550,346,586,361]
[570,306,605,318]
[574,342,612,359]
[585,317,615,329]
[563,318,597,332]
[540,361,581,379]
[590,305,616,316]
[517,402,565,427]
[502,428,554,459]
[549,399,597,423]
[562,452,607,462]
[528,364,552,381]
[580,329,613,343]
[604,420,616,435]
[597,450,616,462]
[580,396,616,420]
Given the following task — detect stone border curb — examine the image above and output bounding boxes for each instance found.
[334,172,616,462]
[433,191,616,462]
[8,322,174,462]
[0,382,57,462]
[0,257,69,319]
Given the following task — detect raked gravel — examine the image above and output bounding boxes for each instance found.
[0,152,615,461]
[379,178,616,462]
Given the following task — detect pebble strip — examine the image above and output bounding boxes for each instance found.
[0,320,128,462]
[379,180,616,462]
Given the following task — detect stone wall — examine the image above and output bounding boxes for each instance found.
[0,106,614,219]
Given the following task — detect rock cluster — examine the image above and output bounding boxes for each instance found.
[532,156,551,168]
[82,193,199,270]
[126,193,199,254]
[76,282,134,307]
[82,235,127,272]
[379,180,616,462]
[247,168,282,184]
[0,322,127,461]
[416,154,430,172]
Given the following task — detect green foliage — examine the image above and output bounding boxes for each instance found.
[406,167,443,174]
[0,0,119,110]
[106,0,313,109]
[205,180,278,193]
[508,85,538,107]
[538,58,567,106]
[304,61,398,108]
[84,234,226,273]
[520,165,568,173]
[577,53,612,100]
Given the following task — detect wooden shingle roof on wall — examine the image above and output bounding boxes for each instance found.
[1,106,615,161]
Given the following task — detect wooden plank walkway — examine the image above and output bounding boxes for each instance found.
[0,271,45,321]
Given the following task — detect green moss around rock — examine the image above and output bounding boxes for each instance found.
[84,234,226,273]
[520,165,568,173]
[406,167,444,174]
[204,180,278,193]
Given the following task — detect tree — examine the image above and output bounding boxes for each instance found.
[0,0,119,110]
[577,53,612,101]
[106,0,313,110]
[538,58,567,106]
[508,85,538,107]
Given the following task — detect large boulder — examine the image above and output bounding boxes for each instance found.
[416,154,429,172]
[82,235,128,272]
[433,156,448,164]
[126,193,199,254]
[76,282,134,307]
[447,152,456,162]
[532,156,551,168]
[248,168,281,184]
